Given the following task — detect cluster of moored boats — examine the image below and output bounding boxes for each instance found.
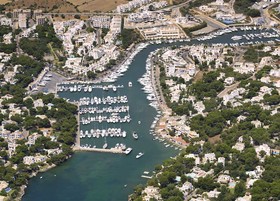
[138,52,160,110]
[78,96,128,106]
[81,114,131,124]
[79,105,129,115]
[195,28,280,48]
[57,84,124,92]
[37,73,52,88]
[196,26,279,41]
[80,128,127,138]
[102,43,149,83]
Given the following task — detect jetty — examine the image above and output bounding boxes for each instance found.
[74,146,124,154]
[141,175,152,179]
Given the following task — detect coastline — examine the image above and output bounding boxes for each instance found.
[148,50,187,149]
[15,164,57,201]
[17,41,152,200]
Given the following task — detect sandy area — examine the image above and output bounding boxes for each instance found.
[73,0,128,12]
[0,0,11,5]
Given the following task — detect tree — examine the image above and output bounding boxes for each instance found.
[234,181,246,198]
[246,9,260,17]
[74,14,80,19]
[249,128,270,145]
[87,71,97,79]
[194,176,219,191]
[11,114,23,124]
[4,123,19,132]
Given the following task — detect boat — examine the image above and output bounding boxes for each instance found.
[103,143,108,149]
[138,121,141,124]
[136,152,144,159]
[231,35,242,41]
[112,86,117,92]
[124,147,132,155]
[128,82,132,87]
[132,131,138,139]
[103,138,108,149]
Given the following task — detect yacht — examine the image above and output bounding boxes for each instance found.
[231,35,242,41]
[124,147,132,155]
[132,131,138,139]
[136,152,144,159]
[128,82,132,87]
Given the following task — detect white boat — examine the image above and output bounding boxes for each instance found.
[103,137,108,149]
[124,147,132,155]
[231,35,242,41]
[136,152,144,159]
[132,131,138,140]
[128,82,132,87]
[112,86,117,92]
[103,143,108,149]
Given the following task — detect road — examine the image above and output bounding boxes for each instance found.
[218,82,240,98]
[192,9,228,29]
[262,3,280,26]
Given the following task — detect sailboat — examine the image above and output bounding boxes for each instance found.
[103,137,108,149]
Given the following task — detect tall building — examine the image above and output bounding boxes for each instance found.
[36,16,46,25]
[33,9,43,18]
[12,9,22,19]
[22,9,32,18]
[18,13,27,29]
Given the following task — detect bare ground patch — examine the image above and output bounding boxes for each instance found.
[193,71,204,82]
[6,0,76,12]
[0,0,11,5]
[75,0,128,12]
[208,134,221,144]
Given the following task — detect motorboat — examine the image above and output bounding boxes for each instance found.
[132,131,138,139]
[124,147,132,155]
[136,152,144,159]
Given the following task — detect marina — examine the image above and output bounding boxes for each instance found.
[23,28,280,201]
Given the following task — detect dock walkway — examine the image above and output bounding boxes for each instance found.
[74,146,124,154]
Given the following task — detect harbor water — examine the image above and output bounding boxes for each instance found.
[23,28,280,201]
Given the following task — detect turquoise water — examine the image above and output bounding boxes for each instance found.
[23,29,280,201]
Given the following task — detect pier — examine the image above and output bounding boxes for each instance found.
[141,175,152,179]
[74,146,124,154]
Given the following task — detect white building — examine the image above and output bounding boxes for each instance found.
[23,155,47,165]
[178,181,193,197]
[142,186,162,201]
[203,153,216,164]
[18,13,27,29]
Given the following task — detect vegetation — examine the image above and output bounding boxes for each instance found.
[0,43,16,54]
[246,9,261,17]
[9,54,44,88]
[20,23,62,60]
[119,29,142,49]
[0,25,12,41]
[131,44,280,200]
[189,0,215,8]
[183,21,207,37]
[20,38,49,60]
[190,71,224,100]
[234,0,258,15]
[243,46,270,63]
[0,91,77,199]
